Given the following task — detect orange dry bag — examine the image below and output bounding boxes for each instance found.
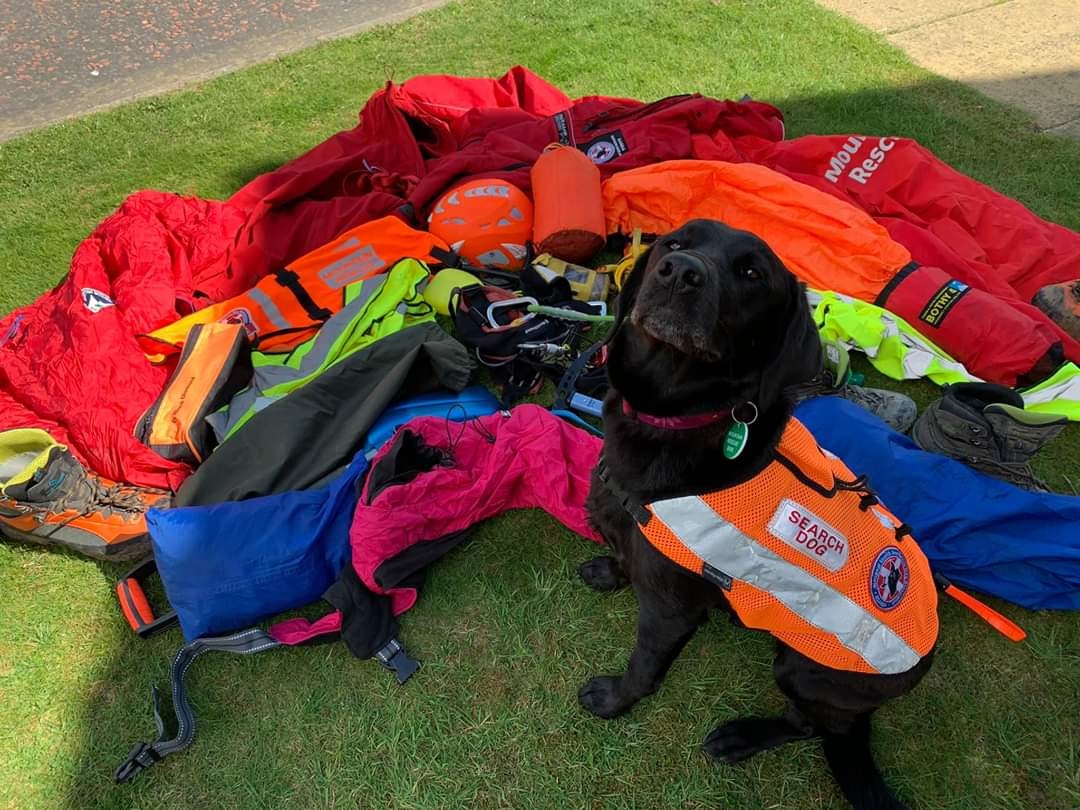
[531,144,606,264]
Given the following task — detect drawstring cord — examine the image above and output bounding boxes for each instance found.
[834,475,912,541]
[439,406,502,465]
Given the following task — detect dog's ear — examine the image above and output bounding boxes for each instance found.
[603,243,653,345]
[756,274,823,409]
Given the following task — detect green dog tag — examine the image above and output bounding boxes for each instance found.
[723,421,748,460]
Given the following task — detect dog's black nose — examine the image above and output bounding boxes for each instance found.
[657,252,705,292]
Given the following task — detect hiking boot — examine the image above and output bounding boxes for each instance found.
[788,339,918,433]
[1032,279,1080,342]
[839,384,918,433]
[0,429,170,561]
[791,373,918,433]
[910,382,1067,492]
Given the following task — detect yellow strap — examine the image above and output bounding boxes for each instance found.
[606,229,648,290]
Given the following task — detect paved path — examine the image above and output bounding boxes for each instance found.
[0,0,445,142]
[817,0,1080,137]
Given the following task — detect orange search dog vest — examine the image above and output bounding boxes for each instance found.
[615,417,938,675]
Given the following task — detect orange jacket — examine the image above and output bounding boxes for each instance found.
[630,417,938,675]
[139,216,447,361]
[602,160,911,302]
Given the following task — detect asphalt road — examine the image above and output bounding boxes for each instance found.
[0,0,445,141]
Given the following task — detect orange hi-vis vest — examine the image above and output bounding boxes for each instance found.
[609,417,938,675]
[139,216,448,361]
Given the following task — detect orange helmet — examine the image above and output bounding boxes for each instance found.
[427,178,533,270]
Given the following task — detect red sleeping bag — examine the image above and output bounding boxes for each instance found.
[875,265,1065,386]
[0,193,249,492]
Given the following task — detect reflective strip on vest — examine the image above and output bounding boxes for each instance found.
[648,496,922,675]
[247,287,292,332]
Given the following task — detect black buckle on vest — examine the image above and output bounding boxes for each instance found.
[374,638,420,684]
[274,268,333,322]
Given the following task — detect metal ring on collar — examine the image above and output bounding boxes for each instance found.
[733,401,759,426]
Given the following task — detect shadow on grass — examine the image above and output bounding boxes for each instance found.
[42,71,1080,810]
[224,159,295,191]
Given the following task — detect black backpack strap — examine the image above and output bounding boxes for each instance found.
[115,629,280,783]
[396,202,420,227]
[273,268,333,322]
[554,340,605,411]
[596,456,651,526]
[428,245,463,269]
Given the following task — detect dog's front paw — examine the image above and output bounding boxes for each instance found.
[578,676,633,718]
[578,556,629,591]
[702,719,771,764]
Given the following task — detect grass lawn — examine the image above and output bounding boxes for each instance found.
[1,0,1079,808]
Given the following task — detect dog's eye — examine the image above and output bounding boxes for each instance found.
[664,239,682,251]
[743,266,761,280]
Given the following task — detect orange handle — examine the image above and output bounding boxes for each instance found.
[944,583,1027,642]
[116,578,155,632]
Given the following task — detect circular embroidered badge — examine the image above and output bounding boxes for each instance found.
[586,141,617,164]
[870,546,909,611]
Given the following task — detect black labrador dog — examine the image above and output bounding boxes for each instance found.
[579,219,934,809]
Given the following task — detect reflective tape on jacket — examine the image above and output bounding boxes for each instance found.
[206,258,435,442]
[637,417,939,675]
[139,216,447,360]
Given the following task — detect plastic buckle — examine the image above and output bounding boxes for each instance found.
[374,638,421,685]
[115,741,160,783]
[628,501,652,526]
[553,340,604,414]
